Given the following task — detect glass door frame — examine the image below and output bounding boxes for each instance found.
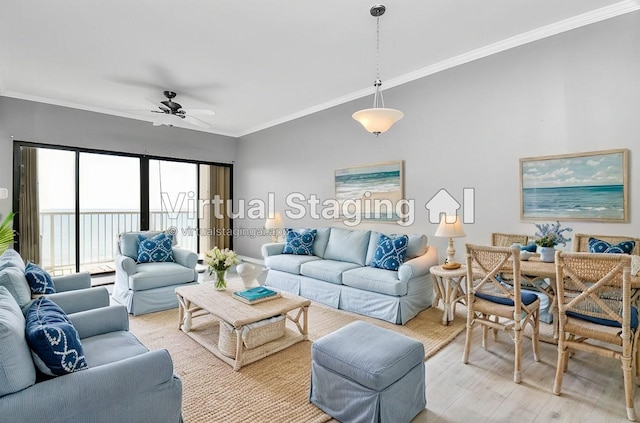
[12,140,233,274]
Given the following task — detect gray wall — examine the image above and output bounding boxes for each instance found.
[0,97,237,219]
[234,11,640,260]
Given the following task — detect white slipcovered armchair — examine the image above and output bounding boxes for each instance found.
[113,230,198,315]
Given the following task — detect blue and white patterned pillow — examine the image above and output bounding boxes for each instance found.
[283,229,317,255]
[25,297,88,376]
[24,262,56,295]
[588,237,635,254]
[137,233,175,263]
[371,234,409,271]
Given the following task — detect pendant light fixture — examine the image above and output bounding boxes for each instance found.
[352,4,404,136]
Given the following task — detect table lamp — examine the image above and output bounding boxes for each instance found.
[434,214,465,269]
[264,212,284,242]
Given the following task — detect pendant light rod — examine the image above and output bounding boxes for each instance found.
[352,4,404,137]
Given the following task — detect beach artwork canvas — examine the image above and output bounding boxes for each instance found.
[335,161,403,222]
[520,149,628,222]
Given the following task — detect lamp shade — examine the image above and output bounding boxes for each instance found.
[434,216,465,238]
[352,108,404,135]
[264,212,284,230]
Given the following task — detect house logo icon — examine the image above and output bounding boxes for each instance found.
[425,188,475,224]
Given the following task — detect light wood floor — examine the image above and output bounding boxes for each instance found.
[413,307,635,422]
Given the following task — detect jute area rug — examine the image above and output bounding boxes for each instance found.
[128,301,466,423]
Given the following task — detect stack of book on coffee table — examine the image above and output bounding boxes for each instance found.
[232,286,281,304]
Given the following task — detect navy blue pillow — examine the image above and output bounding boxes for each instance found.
[24,262,55,295]
[475,291,539,306]
[25,298,88,376]
[137,233,174,263]
[588,237,635,254]
[567,306,638,330]
[520,243,537,253]
[283,229,317,255]
[371,234,408,271]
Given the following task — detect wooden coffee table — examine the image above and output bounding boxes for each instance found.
[175,280,310,371]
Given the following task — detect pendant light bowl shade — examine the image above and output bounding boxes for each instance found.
[352,107,404,135]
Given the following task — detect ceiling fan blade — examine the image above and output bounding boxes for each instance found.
[153,114,183,127]
[182,115,211,128]
[182,108,215,116]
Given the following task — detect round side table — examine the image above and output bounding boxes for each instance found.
[430,264,467,326]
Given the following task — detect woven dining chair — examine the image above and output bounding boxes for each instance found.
[553,251,638,421]
[490,233,532,248]
[463,244,541,383]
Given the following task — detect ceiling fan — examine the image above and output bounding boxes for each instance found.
[149,90,215,129]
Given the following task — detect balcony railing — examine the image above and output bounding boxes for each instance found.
[39,210,198,276]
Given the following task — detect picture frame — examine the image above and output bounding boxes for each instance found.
[334,160,404,222]
[520,148,628,222]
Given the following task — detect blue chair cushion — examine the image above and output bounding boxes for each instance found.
[371,234,408,271]
[588,237,635,254]
[475,291,539,306]
[283,229,317,255]
[25,297,88,376]
[137,233,174,263]
[24,262,55,294]
[567,306,638,329]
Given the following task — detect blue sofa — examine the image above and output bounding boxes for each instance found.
[113,230,198,315]
[0,285,183,423]
[262,227,439,324]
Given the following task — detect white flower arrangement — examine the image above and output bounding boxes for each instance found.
[204,247,240,273]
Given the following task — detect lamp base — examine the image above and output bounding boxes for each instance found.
[442,262,461,270]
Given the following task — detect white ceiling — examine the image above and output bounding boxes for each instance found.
[2,0,639,137]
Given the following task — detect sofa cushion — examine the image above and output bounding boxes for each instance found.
[323,228,370,266]
[25,297,88,376]
[137,233,175,263]
[371,234,408,271]
[81,331,149,367]
[312,227,331,258]
[342,267,408,296]
[406,234,428,259]
[265,254,321,275]
[0,248,26,272]
[283,229,317,255]
[0,266,32,307]
[588,237,635,254]
[0,286,36,396]
[129,262,196,291]
[300,260,360,285]
[25,262,56,295]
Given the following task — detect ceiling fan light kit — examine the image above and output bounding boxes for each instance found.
[352,4,404,136]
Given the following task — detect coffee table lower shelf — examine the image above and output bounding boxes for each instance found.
[184,323,306,370]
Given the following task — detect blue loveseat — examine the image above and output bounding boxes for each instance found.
[262,227,439,324]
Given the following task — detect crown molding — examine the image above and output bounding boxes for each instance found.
[239,0,640,138]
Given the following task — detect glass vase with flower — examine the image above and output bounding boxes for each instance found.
[204,247,240,290]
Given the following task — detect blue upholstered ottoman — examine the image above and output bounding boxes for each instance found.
[310,321,426,423]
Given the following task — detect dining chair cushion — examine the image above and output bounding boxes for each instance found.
[588,237,635,255]
[566,306,638,330]
[475,291,538,307]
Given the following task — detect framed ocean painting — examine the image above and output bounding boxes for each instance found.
[520,149,628,222]
[334,160,404,222]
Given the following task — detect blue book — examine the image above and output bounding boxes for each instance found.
[233,287,278,302]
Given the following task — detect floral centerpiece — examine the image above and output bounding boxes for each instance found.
[204,246,240,290]
[533,221,572,262]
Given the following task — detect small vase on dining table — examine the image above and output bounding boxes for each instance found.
[539,247,555,263]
